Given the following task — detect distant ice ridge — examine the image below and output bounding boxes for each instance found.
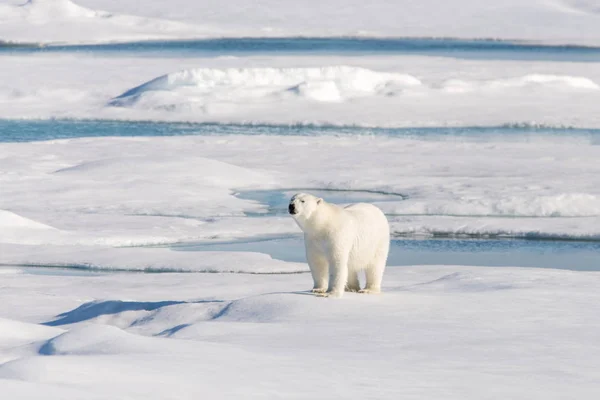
[441,74,600,93]
[558,0,600,15]
[109,66,599,118]
[110,66,422,109]
[0,0,214,45]
[0,210,56,231]
[4,0,600,45]
[0,210,67,245]
[387,193,600,218]
[15,0,97,19]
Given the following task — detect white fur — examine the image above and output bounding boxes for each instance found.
[289,193,390,298]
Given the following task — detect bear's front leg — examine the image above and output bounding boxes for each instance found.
[306,246,329,294]
[326,252,349,298]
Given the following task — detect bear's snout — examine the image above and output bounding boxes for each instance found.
[288,203,296,215]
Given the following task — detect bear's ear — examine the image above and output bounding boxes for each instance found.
[316,198,323,205]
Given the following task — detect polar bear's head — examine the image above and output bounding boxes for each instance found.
[288,193,323,221]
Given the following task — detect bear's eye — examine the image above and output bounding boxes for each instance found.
[301,200,305,203]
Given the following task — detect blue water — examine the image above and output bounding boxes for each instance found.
[19,267,107,276]
[2,119,600,143]
[172,236,600,271]
[2,38,600,62]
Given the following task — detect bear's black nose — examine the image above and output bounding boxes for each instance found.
[288,203,296,214]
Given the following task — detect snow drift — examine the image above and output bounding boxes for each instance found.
[3,54,600,127]
[388,193,600,218]
[0,0,212,45]
[0,210,61,244]
[441,74,600,93]
[0,210,56,231]
[108,66,599,127]
[109,66,422,109]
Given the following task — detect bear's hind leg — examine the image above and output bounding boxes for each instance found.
[360,256,386,294]
[345,270,360,292]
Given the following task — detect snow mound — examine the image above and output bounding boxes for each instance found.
[44,299,230,337]
[391,193,600,218]
[38,325,160,355]
[0,210,65,245]
[215,294,314,323]
[1,245,309,274]
[399,271,515,292]
[52,155,267,187]
[0,0,212,45]
[442,74,600,92]
[110,66,422,109]
[559,0,600,15]
[0,209,55,230]
[108,67,600,121]
[19,0,99,21]
[0,318,63,348]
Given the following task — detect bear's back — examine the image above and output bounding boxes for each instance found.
[343,202,389,237]
[344,202,385,220]
[342,202,390,269]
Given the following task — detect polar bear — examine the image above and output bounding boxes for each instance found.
[288,192,390,297]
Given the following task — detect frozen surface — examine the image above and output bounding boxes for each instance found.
[0,0,216,44]
[108,65,600,127]
[110,66,422,107]
[0,265,599,399]
[2,2,599,397]
[0,244,307,274]
[1,133,600,273]
[2,0,600,45]
[1,54,600,127]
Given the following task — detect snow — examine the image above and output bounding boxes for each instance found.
[0,244,308,273]
[0,0,216,45]
[387,193,600,218]
[1,53,600,127]
[1,265,599,399]
[0,318,61,350]
[108,65,600,126]
[110,66,423,107]
[2,0,600,45]
[442,74,600,92]
[0,209,55,230]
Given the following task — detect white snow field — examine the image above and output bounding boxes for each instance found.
[4,142,598,396]
[1,0,600,44]
[0,264,599,399]
[1,53,600,127]
[0,0,218,44]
